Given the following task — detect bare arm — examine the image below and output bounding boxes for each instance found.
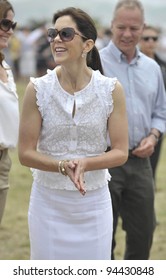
[18,82,60,172]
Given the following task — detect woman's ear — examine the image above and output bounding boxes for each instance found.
[83,39,95,53]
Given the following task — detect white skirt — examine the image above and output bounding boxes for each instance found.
[28,183,113,260]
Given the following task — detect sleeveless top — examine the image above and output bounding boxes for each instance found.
[0,61,19,149]
[31,68,117,191]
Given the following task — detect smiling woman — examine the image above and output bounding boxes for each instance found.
[0,0,19,225]
[18,7,128,260]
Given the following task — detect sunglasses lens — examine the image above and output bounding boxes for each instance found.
[12,22,17,30]
[0,19,10,31]
[47,28,75,43]
[47,29,58,42]
[0,19,16,31]
[152,37,158,41]
[142,36,158,42]
[60,28,74,41]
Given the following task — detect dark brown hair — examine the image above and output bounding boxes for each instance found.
[52,7,103,74]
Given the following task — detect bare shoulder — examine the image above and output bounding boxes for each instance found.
[113,80,124,94]
[25,80,36,93]
[112,80,125,103]
[22,80,37,110]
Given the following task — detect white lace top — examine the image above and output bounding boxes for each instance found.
[0,61,19,149]
[31,68,117,190]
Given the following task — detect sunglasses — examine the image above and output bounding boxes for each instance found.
[142,36,158,42]
[47,27,88,43]
[0,18,17,32]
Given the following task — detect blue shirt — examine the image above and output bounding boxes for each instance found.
[100,41,166,149]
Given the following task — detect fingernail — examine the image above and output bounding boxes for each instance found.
[81,189,86,196]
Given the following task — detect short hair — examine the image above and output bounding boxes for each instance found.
[112,0,144,22]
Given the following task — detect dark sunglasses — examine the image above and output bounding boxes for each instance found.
[47,27,88,43]
[142,36,158,42]
[0,18,17,32]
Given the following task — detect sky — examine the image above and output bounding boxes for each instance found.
[10,0,166,30]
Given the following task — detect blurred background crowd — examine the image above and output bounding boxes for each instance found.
[3,19,166,81]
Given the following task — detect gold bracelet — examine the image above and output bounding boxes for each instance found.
[61,160,68,176]
[58,160,69,176]
[58,160,62,173]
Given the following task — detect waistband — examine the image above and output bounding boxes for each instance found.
[128,149,138,158]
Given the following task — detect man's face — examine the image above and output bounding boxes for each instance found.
[111,6,144,59]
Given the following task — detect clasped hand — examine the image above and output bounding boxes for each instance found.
[65,159,86,195]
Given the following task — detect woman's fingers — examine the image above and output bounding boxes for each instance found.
[66,159,86,195]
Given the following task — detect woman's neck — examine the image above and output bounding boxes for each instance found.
[56,65,92,94]
[0,64,8,83]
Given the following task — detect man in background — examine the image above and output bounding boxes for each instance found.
[100,0,166,259]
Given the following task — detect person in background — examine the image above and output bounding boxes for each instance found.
[8,33,21,80]
[96,28,112,50]
[35,24,56,77]
[18,7,128,260]
[17,26,43,81]
[100,0,166,260]
[139,25,166,186]
[0,0,19,224]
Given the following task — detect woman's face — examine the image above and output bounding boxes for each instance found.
[50,15,86,66]
[0,9,15,51]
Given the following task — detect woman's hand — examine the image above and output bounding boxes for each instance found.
[66,159,86,196]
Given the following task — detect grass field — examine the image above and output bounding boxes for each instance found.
[0,81,166,260]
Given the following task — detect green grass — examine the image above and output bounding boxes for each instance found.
[0,81,166,260]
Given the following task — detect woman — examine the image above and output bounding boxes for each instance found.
[18,7,128,260]
[0,0,19,224]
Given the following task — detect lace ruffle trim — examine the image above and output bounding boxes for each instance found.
[31,168,111,191]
